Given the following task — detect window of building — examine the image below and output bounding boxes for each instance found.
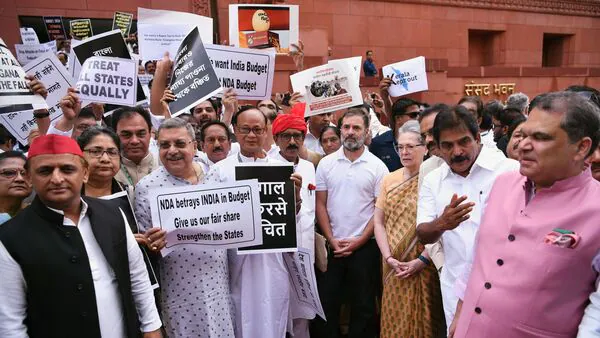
[542,33,573,67]
[468,29,505,67]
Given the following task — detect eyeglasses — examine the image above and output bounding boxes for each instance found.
[397,144,424,152]
[278,133,304,142]
[84,148,120,158]
[0,168,26,179]
[236,126,266,135]
[158,139,193,150]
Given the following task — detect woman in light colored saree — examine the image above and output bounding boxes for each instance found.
[374,120,445,338]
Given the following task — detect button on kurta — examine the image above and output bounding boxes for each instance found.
[508,234,515,241]
[484,282,491,289]
[76,283,83,291]
[475,307,482,314]
[65,231,71,238]
[70,256,78,263]
[496,259,504,266]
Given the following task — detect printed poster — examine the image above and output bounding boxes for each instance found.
[14,40,57,66]
[20,27,40,45]
[137,7,213,61]
[43,16,67,41]
[69,19,93,40]
[72,29,147,105]
[76,56,137,106]
[235,163,297,254]
[0,51,74,145]
[148,180,264,256]
[206,44,276,101]
[284,248,326,320]
[112,11,134,37]
[382,56,428,97]
[168,27,222,117]
[0,38,47,112]
[291,60,363,117]
[229,4,299,54]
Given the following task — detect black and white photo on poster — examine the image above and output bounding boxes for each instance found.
[168,27,222,117]
[72,29,146,105]
[235,163,297,254]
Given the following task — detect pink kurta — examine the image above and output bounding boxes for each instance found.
[455,169,600,337]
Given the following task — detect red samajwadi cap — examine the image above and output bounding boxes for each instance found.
[28,134,84,159]
[272,113,307,136]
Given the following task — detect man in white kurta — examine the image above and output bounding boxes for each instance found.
[205,107,302,338]
[270,113,318,338]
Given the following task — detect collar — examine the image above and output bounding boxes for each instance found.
[46,198,88,226]
[122,151,152,167]
[440,145,501,179]
[335,146,369,163]
[164,162,204,184]
[238,151,269,163]
[523,168,595,194]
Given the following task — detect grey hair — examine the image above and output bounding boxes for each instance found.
[397,120,423,143]
[531,91,600,157]
[507,92,530,113]
[157,117,196,140]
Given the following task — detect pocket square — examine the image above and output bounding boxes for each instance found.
[544,228,580,249]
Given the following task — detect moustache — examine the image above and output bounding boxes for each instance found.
[286,144,299,151]
[451,155,470,164]
[591,162,600,170]
[213,146,224,152]
[166,155,184,161]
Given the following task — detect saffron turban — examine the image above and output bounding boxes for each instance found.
[289,102,306,119]
[272,113,307,136]
[28,134,84,159]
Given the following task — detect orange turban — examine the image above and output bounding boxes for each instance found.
[289,102,306,119]
[28,134,84,159]
[272,113,307,136]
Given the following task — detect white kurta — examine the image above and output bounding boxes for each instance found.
[205,154,292,338]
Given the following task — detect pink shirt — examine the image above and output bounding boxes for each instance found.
[455,169,600,338]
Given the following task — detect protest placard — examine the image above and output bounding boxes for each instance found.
[0,51,75,145]
[205,44,275,100]
[291,61,363,117]
[112,11,134,37]
[0,39,48,112]
[148,180,263,256]
[15,40,57,66]
[137,7,213,61]
[72,30,146,105]
[328,56,362,84]
[20,27,40,45]
[76,56,137,107]
[168,27,222,117]
[100,191,159,289]
[283,248,326,320]
[229,4,299,54]
[44,16,66,41]
[69,19,93,40]
[235,163,297,254]
[382,56,428,97]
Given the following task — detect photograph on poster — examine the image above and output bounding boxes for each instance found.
[230,5,299,54]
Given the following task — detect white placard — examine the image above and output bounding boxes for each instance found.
[20,27,40,45]
[0,51,75,145]
[148,180,264,256]
[229,4,299,54]
[382,56,429,97]
[291,61,363,117]
[76,56,137,106]
[284,248,326,320]
[14,40,57,66]
[137,7,213,61]
[205,44,276,100]
[328,56,362,84]
[0,38,48,110]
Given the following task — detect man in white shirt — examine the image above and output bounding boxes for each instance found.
[313,108,389,338]
[458,96,499,151]
[304,111,334,155]
[195,120,232,173]
[270,112,317,338]
[0,134,161,338]
[416,106,519,327]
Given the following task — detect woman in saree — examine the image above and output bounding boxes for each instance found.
[374,120,446,338]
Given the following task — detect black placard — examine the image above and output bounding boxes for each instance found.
[43,16,66,40]
[235,164,297,253]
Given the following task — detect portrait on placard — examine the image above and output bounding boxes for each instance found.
[229,5,299,54]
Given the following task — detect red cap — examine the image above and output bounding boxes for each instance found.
[28,134,84,159]
[272,113,307,136]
